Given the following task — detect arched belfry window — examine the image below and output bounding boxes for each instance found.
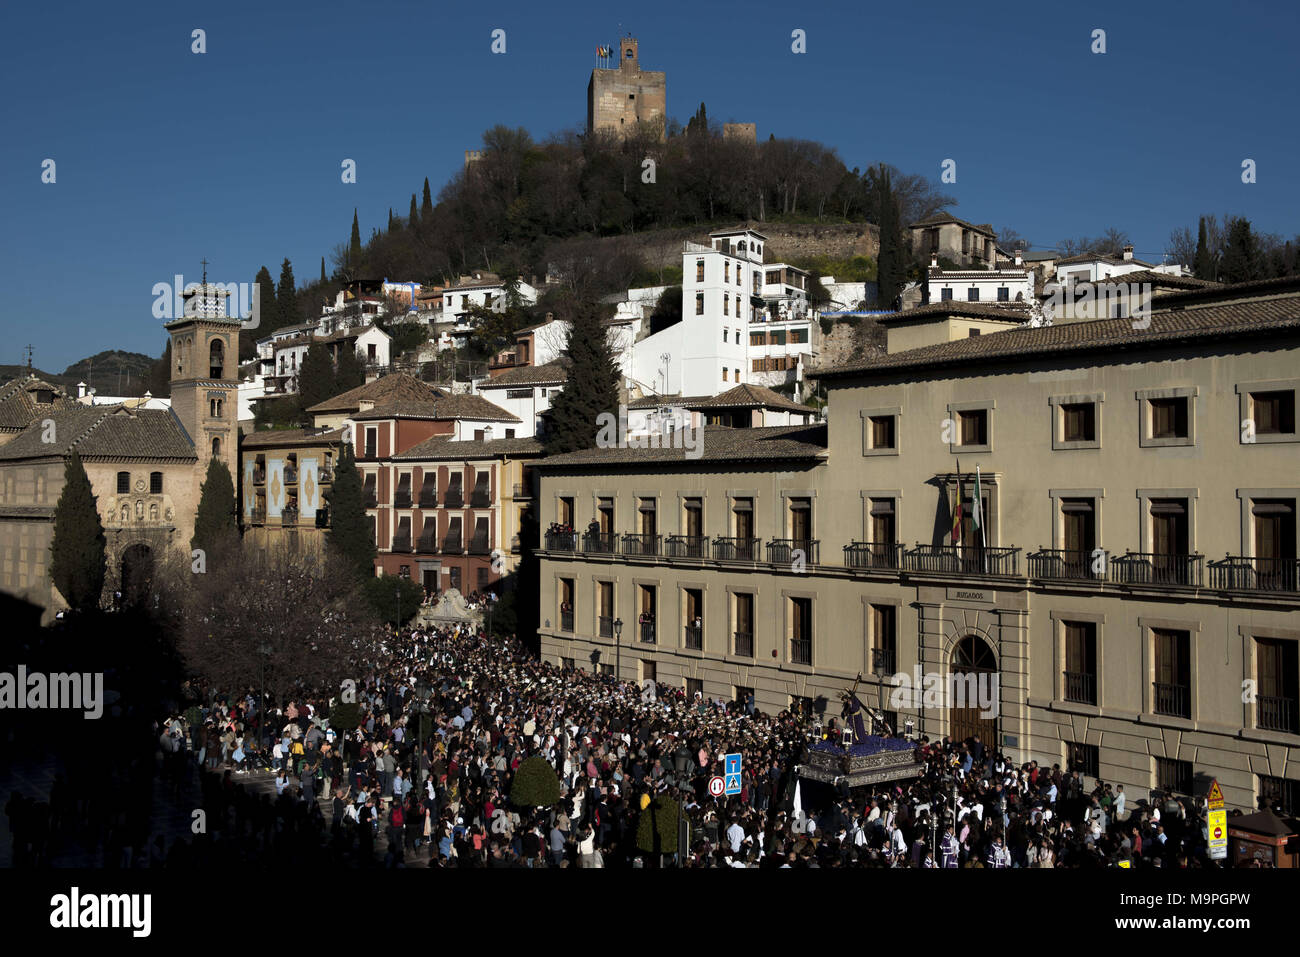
[209,338,225,379]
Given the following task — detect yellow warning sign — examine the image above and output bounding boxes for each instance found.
[1207,779,1225,810]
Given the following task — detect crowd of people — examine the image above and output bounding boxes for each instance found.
[6,621,1242,868]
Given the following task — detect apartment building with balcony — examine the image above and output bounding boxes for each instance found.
[534,276,1300,812]
[239,427,345,549]
[369,434,542,596]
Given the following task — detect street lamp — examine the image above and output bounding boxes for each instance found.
[613,618,623,681]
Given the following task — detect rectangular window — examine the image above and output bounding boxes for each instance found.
[1255,637,1299,733]
[870,498,896,552]
[684,588,703,649]
[1156,757,1193,796]
[870,604,896,675]
[723,293,729,316]
[870,415,896,450]
[789,497,812,542]
[686,677,704,699]
[1152,628,1191,718]
[505,388,532,399]
[1150,397,1188,439]
[724,261,730,282]
[790,596,813,665]
[967,287,980,302]
[722,328,728,343]
[1062,403,1096,443]
[117,471,130,494]
[150,471,163,494]
[696,259,705,282]
[940,288,953,302]
[364,427,377,458]
[997,287,1009,302]
[559,578,574,631]
[1258,775,1300,815]
[638,584,656,643]
[1251,390,1296,435]
[959,409,987,446]
[1067,742,1099,779]
[734,593,754,656]
[750,331,764,347]
[696,292,704,315]
[1063,621,1097,704]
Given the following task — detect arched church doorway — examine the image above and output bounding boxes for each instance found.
[949,634,998,750]
[120,543,154,607]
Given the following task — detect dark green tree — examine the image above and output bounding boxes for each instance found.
[320,257,327,283]
[335,345,366,393]
[144,339,172,398]
[253,265,277,334]
[49,451,107,613]
[349,209,363,273]
[276,258,297,329]
[191,457,238,555]
[326,442,375,580]
[1221,217,1263,284]
[510,755,561,807]
[421,177,434,223]
[297,342,337,414]
[872,166,906,311]
[409,194,419,229]
[543,297,619,455]
[1193,216,1214,281]
[636,794,682,856]
[363,573,423,627]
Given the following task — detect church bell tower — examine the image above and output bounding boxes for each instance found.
[165,280,241,480]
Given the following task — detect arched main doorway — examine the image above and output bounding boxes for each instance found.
[120,543,154,607]
[949,634,998,749]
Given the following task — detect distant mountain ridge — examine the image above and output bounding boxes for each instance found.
[0,349,156,398]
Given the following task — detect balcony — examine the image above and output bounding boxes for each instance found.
[714,537,760,562]
[733,631,754,657]
[510,534,521,553]
[318,468,333,485]
[363,490,378,508]
[417,535,437,553]
[391,535,412,553]
[252,468,266,485]
[394,490,412,508]
[622,533,661,558]
[1210,556,1300,593]
[1112,552,1203,588]
[639,621,656,644]
[598,615,613,638]
[1063,671,1097,705]
[561,610,574,632]
[251,507,266,525]
[1029,548,1107,582]
[314,509,330,529]
[684,624,703,650]
[1152,682,1190,718]
[545,530,577,551]
[871,647,896,675]
[281,507,299,527]
[513,483,534,500]
[665,535,709,559]
[283,467,298,484]
[582,531,617,554]
[467,538,490,556]
[1257,695,1299,734]
[444,491,464,509]
[767,539,819,566]
[790,637,812,666]
[418,490,438,508]
[470,489,492,508]
[845,542,905,571]
[909,544,1020,576]
[361,444,378,461]
[441,537,463,554]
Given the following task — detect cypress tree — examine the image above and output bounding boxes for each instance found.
[277,258,297,328]
[349,209,363,272]
[49,451,107,613]
[421,177,434,223]
[1221,217,1263,284]
[388,207,396,232]
[409,194,419,229]
[543,297,620,455]
[297,342,337,413]
[192,457,238,555]
[326,442,375,580]
[254,265,277,331]
[874,167,906,311]
[1193,217,1213,280]
[335,344,366,392]
[320,257,327,283]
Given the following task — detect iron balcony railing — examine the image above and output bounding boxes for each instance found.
[418,489,438,508]
[714,537,760,562]
[685,624,703,650]
[394,490,412,508]
[1209,556,1300,593]
[598,615,613,638]
[1257,695,1299,734]
[1112,552,1203,588]
[362,444,378,460]
[417,535,438,553]
[790,637,812,666]
[467,538,490,555]
[583,531,617,554]
[391,535,412,553]
[1029,548,1108,582]
[871,647,896,675]
[845,542,905,571]
[733,631,754,657]
[768,539,819,566]
[1063,671,1097,705]
[470,489,491,508]
[281,508,299,526]
[1153,682,1191,718]
[639,621,656,644]
[318,469,333,484]
[513,483,533,499]
[544,531,578,551]
[251,507,266,524]
[441,536,463,554]
[283,468,298,484]
[560,611,574,632]
[666,535,709,559]
[444,491,464,508]
[622,533,662,558]
[909,544,1020,576]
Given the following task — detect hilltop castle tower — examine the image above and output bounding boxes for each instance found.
[587,36,665,139]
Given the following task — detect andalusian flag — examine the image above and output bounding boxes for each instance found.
[950,460,964,545]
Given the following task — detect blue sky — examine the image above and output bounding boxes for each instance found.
[2,0,1297,373]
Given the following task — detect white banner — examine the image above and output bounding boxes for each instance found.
[267,457,283,517]
[300,457,318,519]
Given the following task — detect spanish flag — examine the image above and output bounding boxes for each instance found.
[950,462,964,545]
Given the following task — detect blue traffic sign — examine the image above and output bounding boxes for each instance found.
[724,753,741,795]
